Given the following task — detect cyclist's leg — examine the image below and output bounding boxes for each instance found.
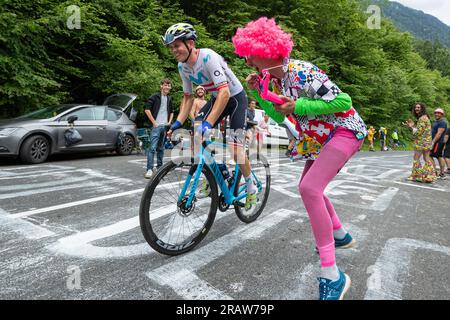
[194,99,216,196]
[195,91,254,205]
[226,92,258,210]
[195,91,251,178]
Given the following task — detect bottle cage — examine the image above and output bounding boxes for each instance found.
[258,69,284,105]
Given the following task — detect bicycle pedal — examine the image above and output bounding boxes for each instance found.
[234,201,245,208]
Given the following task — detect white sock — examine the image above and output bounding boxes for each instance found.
[321,264,340,281]
[244,175,256,194]
[333,227,347,240]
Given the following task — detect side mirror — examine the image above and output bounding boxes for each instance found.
[67,115,78,124]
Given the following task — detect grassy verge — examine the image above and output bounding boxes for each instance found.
[360,139,414,152]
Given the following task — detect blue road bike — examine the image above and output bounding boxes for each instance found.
[139,136,271,255]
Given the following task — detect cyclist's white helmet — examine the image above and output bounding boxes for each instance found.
[162,23,198,45]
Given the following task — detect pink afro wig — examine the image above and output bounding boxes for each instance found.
[232,17,294,59]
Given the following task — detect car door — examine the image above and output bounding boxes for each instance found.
[104,107,124,147]
[266,118,289,146]
[102,93,138,121]
[56,106,107,150]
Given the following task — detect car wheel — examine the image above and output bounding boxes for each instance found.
[20,135,50,164]
[117,134,134,155]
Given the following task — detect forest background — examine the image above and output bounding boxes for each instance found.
[1,0,450,141]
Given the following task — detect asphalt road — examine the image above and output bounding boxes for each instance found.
[0,148,449,300]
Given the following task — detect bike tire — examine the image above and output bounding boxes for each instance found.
[139,158,219,256]
[234,153,271,223]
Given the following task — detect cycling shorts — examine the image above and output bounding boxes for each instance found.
[195,90,248,145]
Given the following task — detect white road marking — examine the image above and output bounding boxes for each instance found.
[0,170,75,180]
[146,209,306,300]
[0,208,55,240]
[0,164,73,172]
[326,181,399,212]
[393,181,447,192]
[272,184,299,198]
[11,188,145,219]
[0,175,94,192]
[365,238,450,300]
[46,198,215,259]
[0,181,107,200]
[9,171,212,219]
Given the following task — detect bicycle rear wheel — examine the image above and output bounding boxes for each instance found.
[234,153,271,223]
[139,158,218,255]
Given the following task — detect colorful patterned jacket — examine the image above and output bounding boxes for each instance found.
[251,59,367,160]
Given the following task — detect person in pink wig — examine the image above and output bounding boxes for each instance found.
[233,17,367,300]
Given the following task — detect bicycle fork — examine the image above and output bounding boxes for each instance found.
[178,157,206,209]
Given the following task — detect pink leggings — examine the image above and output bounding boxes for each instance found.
[298,127,363,267]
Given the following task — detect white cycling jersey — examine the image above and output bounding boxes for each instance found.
[178,48,243,97]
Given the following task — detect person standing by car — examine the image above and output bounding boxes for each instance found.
[430,108,447,179]
[144,79,174,178]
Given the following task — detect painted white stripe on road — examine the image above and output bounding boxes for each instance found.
[46,199,223,259]
[0,208,55,240]
[11,188,145,219]
[0,181,106,200]
[0,170,74,180]
[365,238,450,300]
[10,160,296,218]
[0,175,94,192]
[272,185,299,198]
[393,181,447,192]
[146,209,306,300]
[0,164,73,172]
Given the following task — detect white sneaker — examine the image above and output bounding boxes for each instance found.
[144,169,155,179]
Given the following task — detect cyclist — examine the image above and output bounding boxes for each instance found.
[163,23,257,209]
[233,17,367,300]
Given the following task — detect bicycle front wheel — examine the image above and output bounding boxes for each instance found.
[234,153,271,223]
[139,158,218,255]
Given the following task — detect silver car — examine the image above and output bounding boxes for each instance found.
[0,94,138,164]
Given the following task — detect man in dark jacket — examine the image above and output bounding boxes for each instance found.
[144,79,174,178]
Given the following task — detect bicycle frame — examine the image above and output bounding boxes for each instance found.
[177,139,263,208]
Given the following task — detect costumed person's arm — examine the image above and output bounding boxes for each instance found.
[249,89,285,124]
[294,93,352,116]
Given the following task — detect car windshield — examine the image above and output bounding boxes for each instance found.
[16,105,75,120]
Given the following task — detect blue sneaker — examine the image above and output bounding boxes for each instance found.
[334,233,356,249]
[318,270,351,300]
[315,233,356,253]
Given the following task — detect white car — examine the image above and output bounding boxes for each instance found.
[253,109,296,146]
